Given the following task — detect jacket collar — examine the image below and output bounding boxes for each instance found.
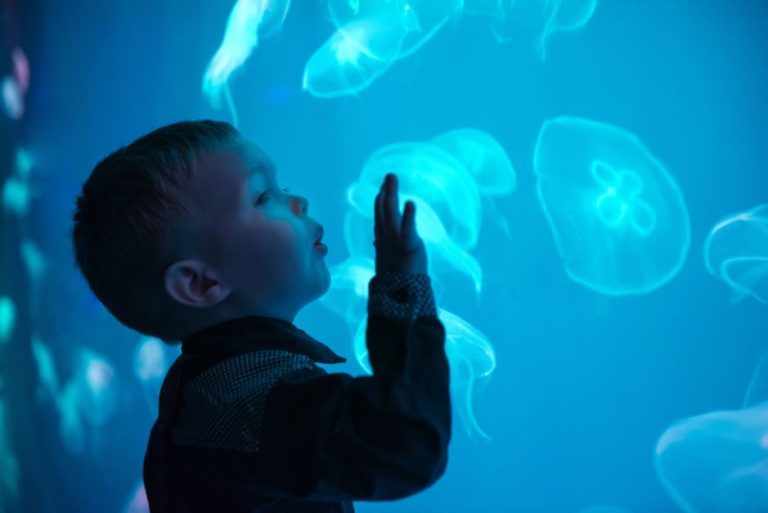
[181,315,346,364]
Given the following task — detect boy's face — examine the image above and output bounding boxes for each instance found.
[170,139,330,322]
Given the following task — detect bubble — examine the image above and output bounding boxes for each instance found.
[655,403,768,513]
[202,0,292,124]
[704,204,768,305]
[534,116,690,295]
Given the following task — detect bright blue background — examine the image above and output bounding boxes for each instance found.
[16,1,768,511]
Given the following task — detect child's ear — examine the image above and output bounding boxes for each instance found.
[163,260,232,307]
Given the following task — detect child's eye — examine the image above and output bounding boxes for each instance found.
[254,188,290,206]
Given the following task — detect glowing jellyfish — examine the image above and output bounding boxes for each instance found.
[202,0,292,124]
[0,296,16,344]
[304,0,461,97]
[655,404,768,513]
[31,335,60,401]
[0,401,20,499]
[534,116,690,295]
[432,128,517,237]
[745,351,768,409]
[56,348,119,455]
[352,307,496,440]
[346,141,484,292]
[134,337,177,414]
[704,204,768,305]
[466,0,599,59]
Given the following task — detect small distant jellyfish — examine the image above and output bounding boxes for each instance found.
[202,0,292,125]
[352,307,496,441]
[655,404,768,513]
[134,337,178,413]
[0,296,16,344]
[704,204,768,305]
[534,116,691,295]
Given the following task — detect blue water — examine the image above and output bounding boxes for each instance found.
[8,1,767,512]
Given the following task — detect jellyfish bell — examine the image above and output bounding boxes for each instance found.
[431,128,517,197]
[655,404,768,513]
[534,116,690,296]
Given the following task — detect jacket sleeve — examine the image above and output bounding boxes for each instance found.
[257,272,451,502]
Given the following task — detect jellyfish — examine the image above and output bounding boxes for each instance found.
[134,337,178,414]
[704,204,768,305]
[202,0,292,125]
[304,0,461,97]
[0,296,15,344]
[31,335,60,401]
[346,141,484,291]
[534,116,690,295]
[744,351,768,409]
[55,348,119,455]
[352,307,496,440]
[0,401,20,500]
[655,404,768,513]
[466,0,599,59]
[319,254,374,330]
[432,128,517,237]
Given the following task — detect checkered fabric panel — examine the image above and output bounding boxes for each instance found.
[368,272,437,322]
[172,350,317,452]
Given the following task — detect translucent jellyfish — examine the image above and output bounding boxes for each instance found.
[0,296,16,344]
[134,337,178,414]
[303,0,461,97]
[352,307,496,440]
[319,254,374,327]
[202,0,292,124]
[655,404,768,513]
[0,401,20,500]
[432,128,517,237]
[534,116,690,295]
[56,348,119,455]
[744,351,768,409]
[346,141,484,292]
[704,204,768,305]
[31,335,60,401]
[466,0,599,59]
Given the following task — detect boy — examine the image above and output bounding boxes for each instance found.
[71,120,451,512]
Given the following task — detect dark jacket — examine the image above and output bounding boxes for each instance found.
[143,272,451,512]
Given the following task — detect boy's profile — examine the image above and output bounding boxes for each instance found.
[71,120,450,512]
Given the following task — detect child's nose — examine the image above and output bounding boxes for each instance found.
[289,194,308,216]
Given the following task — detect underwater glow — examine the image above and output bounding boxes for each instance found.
[534,116,690,295]
[704,204,768,305]
[31,335,60,401]
[0,296,17,344]
[654,403,768,513]
[467,0,599,59]
[304,0,461,97]
[202,0,291,123]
